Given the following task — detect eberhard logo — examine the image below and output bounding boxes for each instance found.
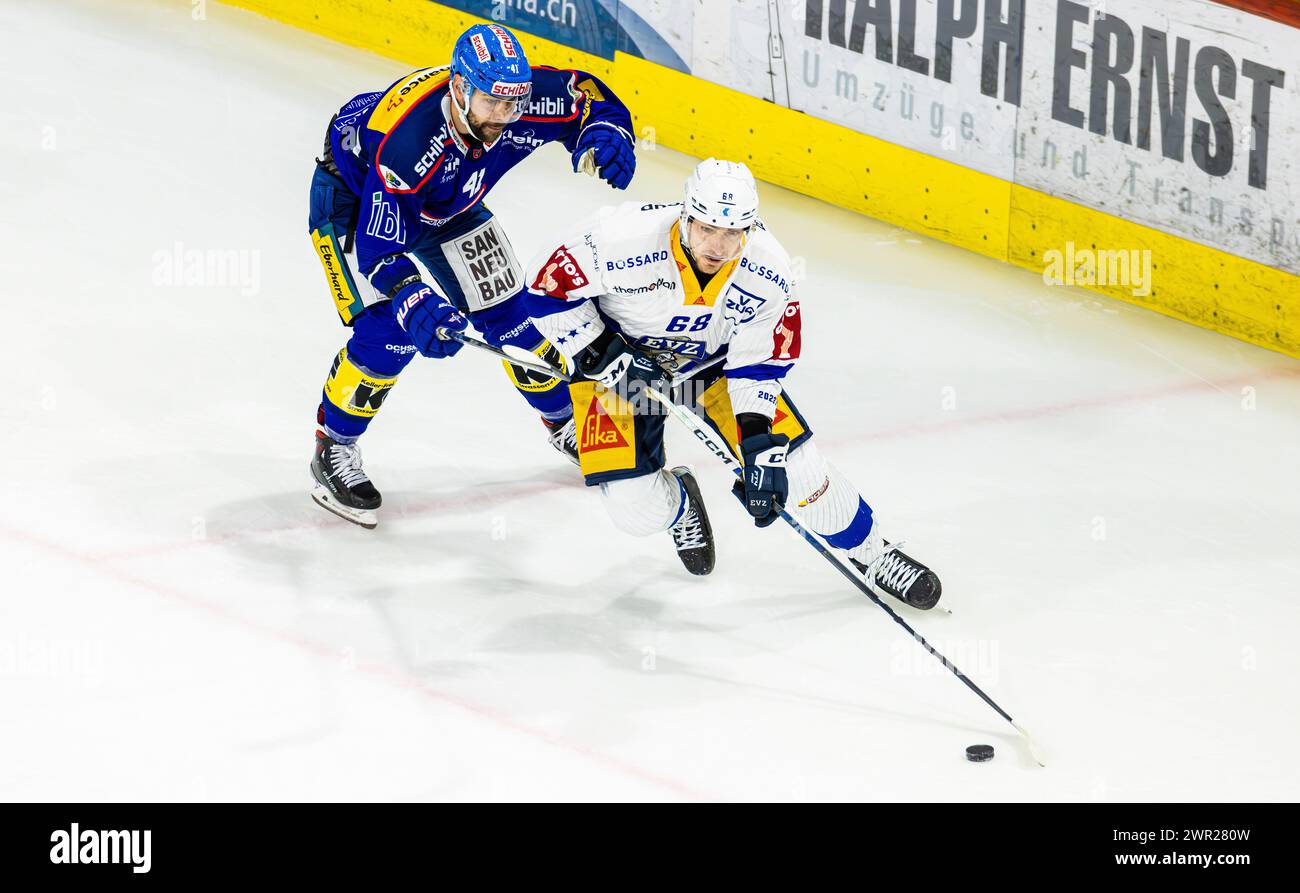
[317,240,346,304]
[50,823,151,874]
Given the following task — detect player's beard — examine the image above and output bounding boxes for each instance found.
[468,111,505,144]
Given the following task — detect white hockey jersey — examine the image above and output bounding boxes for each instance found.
[524,201,802,419]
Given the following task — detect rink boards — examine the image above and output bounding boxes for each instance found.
[221,0,1300,358]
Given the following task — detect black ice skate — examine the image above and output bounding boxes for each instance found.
[545,415,579,466]
[310,429,381,529]
[850,540,942,610]
[668,467,715,576]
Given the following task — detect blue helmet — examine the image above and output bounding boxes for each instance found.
[449,24,532,136]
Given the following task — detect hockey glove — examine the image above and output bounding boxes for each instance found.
[576,330,659,391]
[733,432,790,528]
[393,280,467,359]
[573,124,635,190]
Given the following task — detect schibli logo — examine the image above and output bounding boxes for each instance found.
[414,139,446,176]
[606,250,668,272]
[492,81,530,98]
[50,823,151,874]
[580,396,629,452]
[526,95,572,117]
[469,33,492,63]
[488,25,518,58]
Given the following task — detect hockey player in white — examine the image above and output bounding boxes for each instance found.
[524,159,942,609]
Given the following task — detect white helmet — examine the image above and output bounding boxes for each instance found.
[682,158,758,231]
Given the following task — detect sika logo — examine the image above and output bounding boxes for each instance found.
[580,396,629,452]
[50,823,151,874]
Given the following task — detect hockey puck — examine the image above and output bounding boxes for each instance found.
[965,744,995,763]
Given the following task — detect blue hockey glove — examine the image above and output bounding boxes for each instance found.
[393,281,466,359]
[732,432,790,528]
[576,330,658,391]
[573,124,635,190]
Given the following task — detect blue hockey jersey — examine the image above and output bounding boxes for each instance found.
[325,65,633,299]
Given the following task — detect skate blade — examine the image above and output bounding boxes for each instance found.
[310,484,378,529]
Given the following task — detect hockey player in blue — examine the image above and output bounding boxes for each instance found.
[307,23,636,527]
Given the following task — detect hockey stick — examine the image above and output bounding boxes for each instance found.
[442,328,1045,765]
[437,327,728,385]
[642,388,1045,767]
[439,328,573,380]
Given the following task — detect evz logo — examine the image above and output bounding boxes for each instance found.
[723,284,767,327]
[635,336,705,358]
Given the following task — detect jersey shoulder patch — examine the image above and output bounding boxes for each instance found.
[370,73,454,194]
[368,68,449,134]
[736,227,795,298]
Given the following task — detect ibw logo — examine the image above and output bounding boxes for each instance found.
[50,823,151,874]
[366,192,407,242]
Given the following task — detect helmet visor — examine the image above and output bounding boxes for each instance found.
[467,81,532,127]
[685,217,748,264]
